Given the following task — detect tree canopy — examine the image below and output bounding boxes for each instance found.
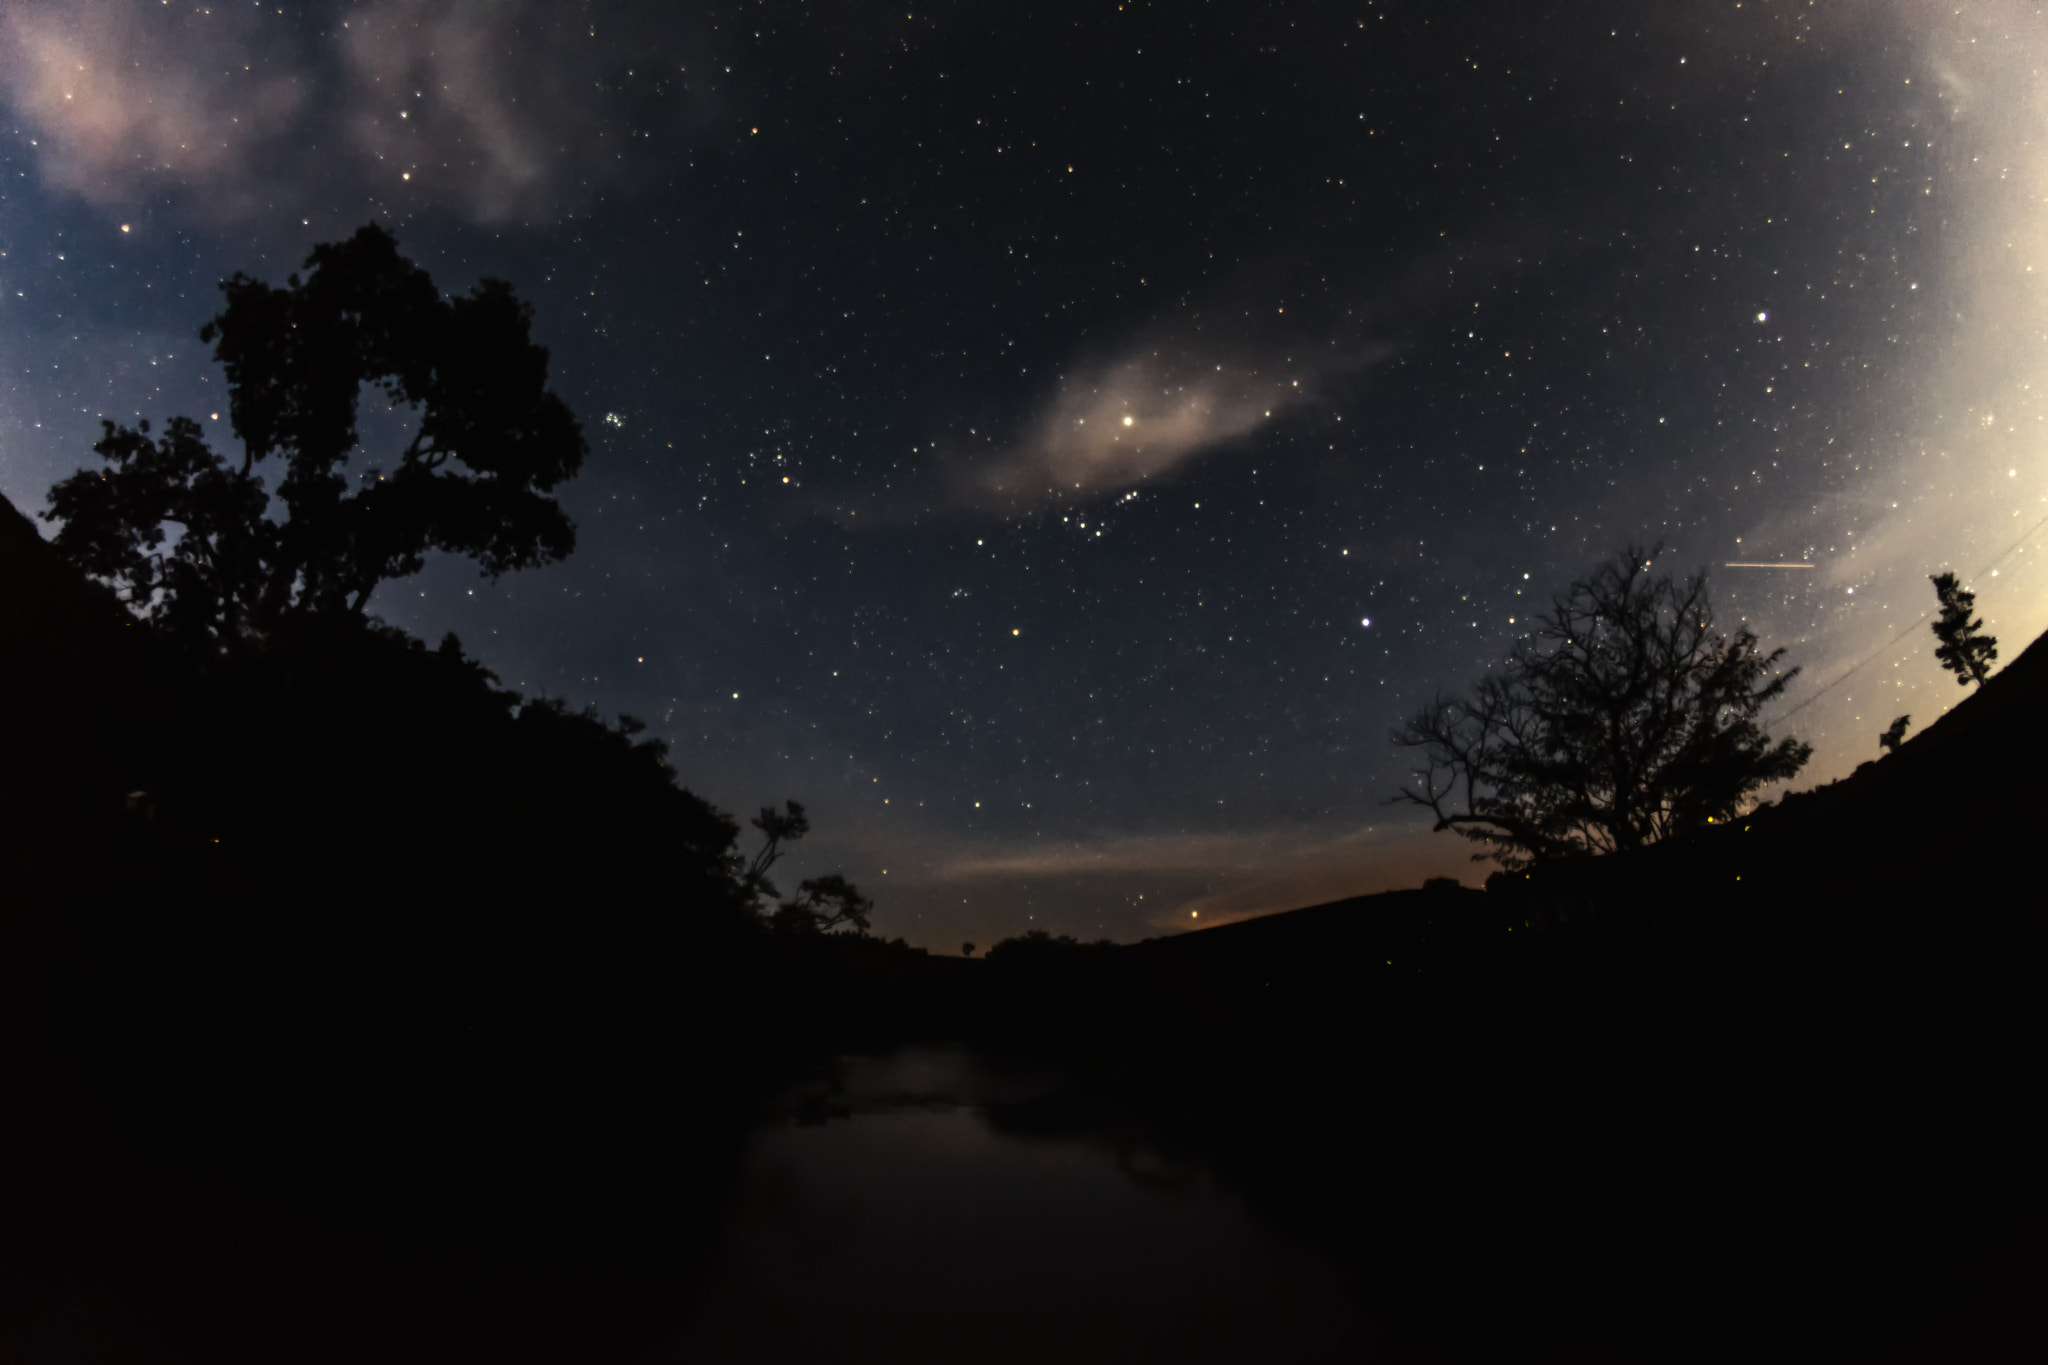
[45,223,586,650]
[1393,547,1812,869]
[1929,572,1997,687]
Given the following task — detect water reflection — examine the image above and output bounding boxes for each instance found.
[680,1045,1388,1363]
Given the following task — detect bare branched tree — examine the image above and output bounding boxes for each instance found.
[1392,547,1812,869]
[738,800,811,903]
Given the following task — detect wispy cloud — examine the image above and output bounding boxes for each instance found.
[955,333,1382,510]
[0,0,303,211]
[1,0,711,224]
[922,821,1468,931]
[337,0,692,225]
[931,828,1304,881]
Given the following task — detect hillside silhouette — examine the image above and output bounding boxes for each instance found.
[2,492,159,873]
[955,639,2048,1364]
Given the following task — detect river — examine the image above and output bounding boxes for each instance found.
[677,1043,1393,1363]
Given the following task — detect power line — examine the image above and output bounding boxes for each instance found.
[1768,614,1932,727]
[1764,504,2048,728]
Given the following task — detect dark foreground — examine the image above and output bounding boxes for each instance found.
[2,853,2042,1363]
[3,489,2043,1361]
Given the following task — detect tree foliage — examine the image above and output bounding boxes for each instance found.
[1393,547,1812,869]
[1879,715,1911,755]
[1929,572,1996,687]
[45,224,586,650]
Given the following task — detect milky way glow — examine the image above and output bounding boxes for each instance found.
[1735,1,2048,772]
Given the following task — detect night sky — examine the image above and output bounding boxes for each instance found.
[6,2,2046,949]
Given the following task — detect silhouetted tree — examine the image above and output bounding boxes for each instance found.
[734,801,874,935]
[768,874,875,936]
[1393,546,1812,869]
[991,928,1078,955]
[962,942,977,958]
[1879,715,1911,755]
[982,929,1119,992]
[985,929,1120,962]
[44,224,585,651]
[1930,572,1996,686]
[739,800,811,903]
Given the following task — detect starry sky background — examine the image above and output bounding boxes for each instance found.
[5,1,2047,949]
